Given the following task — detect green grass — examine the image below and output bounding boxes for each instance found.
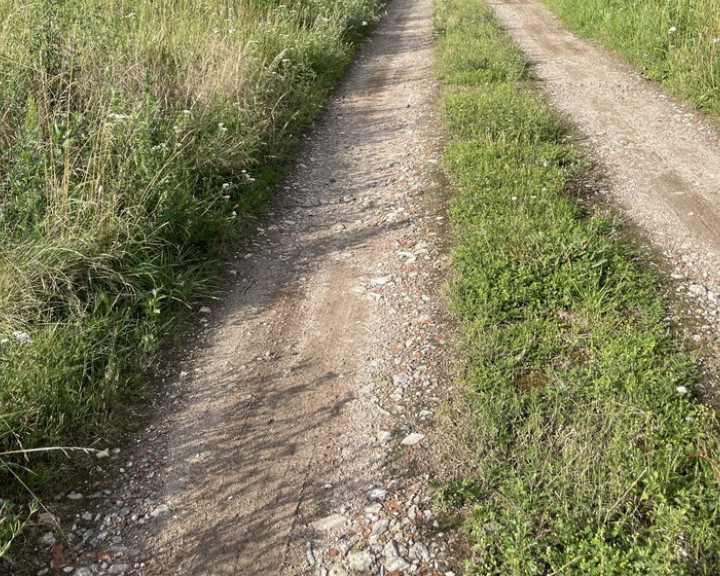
[0,0,383,556]
[435,0,720,574]
[537,0,720,117]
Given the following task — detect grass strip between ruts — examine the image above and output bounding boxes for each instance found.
[435,0,720,574]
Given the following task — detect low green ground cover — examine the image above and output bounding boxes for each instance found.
[538,0,720,117]
[435,0,720,573]
[0,0,383,555]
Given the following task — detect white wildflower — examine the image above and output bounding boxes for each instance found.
[668,26,677,34]
[676,385,688,394]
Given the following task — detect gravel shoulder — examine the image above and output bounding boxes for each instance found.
[28,0,460,575]
[486,0,720,343]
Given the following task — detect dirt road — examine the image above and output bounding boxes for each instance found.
[143,0,448,572]
[486,0,720,318]
[49,0,454,574]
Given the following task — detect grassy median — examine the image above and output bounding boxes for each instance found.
[435,0,720,574]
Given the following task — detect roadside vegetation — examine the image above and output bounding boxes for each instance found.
[435,0,720,573]
[0,0,383,556]
[538,0,720,117]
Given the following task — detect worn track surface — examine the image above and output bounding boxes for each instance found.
[136,0,446,574]
[487,0,720,305]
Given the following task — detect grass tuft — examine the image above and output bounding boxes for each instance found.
[436,0,720,573]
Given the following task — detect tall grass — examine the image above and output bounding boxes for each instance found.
[538,0,720,116]
[0,0,382,555]
[436,0,720,573]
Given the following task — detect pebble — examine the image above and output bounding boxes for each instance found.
[382,540,411,572]
[367,488,387,500]
[150,504,169,517]
[312,513,347,532]
[199,306,212,314]
[345,550,375,573]
[38,532,56,546]
[400,433,425,446]
[67,492,84,500]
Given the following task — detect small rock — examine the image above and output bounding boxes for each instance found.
[74,569,92,576]
[38,532,56,546]
[36,512,59,527]
[13,330,32,344]
[67,492,83,500]
[312,513,347,532]
[81,512,93,522]
[150,504,169,517]
[367,488,387,500]
[392,373,410,386]
[365,503,383,516]
[95,449,110,459]
[689,284,706,296]
[199,306,212,314]
[345,550,375,573]
[108,564,130,575]
[401,433,425,446]
[410,542,430,562]
[371,275,393,287]
[371,517,391,538]
[382,540,410,572]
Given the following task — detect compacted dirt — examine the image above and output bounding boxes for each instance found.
[25,1,720,575]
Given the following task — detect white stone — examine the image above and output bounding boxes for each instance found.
[150,504,169,517]
[401,433,425,446]
[345,550,375,573]
[367,488,387,500]
[312,513,347,532]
